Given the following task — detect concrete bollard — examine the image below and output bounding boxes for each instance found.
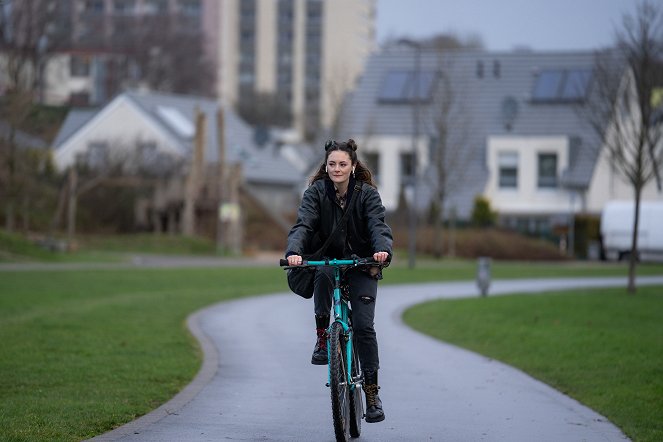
[476,257,491,297]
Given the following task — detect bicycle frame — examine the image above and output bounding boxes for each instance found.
[305,259,357,389]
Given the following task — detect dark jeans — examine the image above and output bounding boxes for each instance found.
[314,267,379,371]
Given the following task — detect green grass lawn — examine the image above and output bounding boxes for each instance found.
[403,286,663,442]
[1,261,662,440]
[0,231,222,263]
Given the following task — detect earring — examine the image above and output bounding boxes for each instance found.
[352,167,356,178]
[325,166,328,173]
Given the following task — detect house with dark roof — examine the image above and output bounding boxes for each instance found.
[52,90,303,237]
[339,43,662,239]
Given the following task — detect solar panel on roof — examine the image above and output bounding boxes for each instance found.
[378,70,437,103]
[532,69,592,102]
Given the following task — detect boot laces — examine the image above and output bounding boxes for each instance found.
[316,329,327,350]
[364,384,380,407]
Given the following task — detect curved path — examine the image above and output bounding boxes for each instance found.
[93,276,663,441]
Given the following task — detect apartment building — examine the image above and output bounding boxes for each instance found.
[218,0,377,138]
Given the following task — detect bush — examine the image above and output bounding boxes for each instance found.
[471,196,497,227]
[392,226,567,261]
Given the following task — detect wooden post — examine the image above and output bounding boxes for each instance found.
[216,107,226,252]
[228,164,243,254]
[66,167,78,243]
[182,109,206,236]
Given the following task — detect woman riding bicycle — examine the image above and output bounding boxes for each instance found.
[285,138,393,423]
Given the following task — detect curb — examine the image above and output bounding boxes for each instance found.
[88,309,219,441]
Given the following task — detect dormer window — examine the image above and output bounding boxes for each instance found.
[532,69,592,103]
[377,70,437,104]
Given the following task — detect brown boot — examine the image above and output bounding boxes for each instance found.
[311,315,329,365]
[363,369,385,423]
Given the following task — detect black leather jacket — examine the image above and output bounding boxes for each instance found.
[286,177,393,260]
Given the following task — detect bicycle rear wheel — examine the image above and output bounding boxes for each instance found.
[329,321,350,441]
[349,333,363,438]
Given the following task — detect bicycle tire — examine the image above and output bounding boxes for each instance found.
[349,333,363,438]
[329,321,351,442]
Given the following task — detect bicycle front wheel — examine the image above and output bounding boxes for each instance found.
[329,321,350,442]
[349,333,363,438]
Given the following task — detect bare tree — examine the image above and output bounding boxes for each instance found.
[237,91,292,128]
[0,0,69,231]
[421,52,476,258]
[123,14,216,97]
[584,1,663,293]
[55,140,185,238]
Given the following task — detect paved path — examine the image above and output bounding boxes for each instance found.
[92,276,663,442]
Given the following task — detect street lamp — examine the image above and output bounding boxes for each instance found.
[400,39,422,269]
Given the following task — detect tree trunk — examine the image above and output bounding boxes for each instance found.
[627,186,641,294]
[4,202,15,232]
[432,200,444,259]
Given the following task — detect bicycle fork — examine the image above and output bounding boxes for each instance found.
[326,324,361,389]
[326,267,361,391]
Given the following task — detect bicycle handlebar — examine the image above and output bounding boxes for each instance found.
[279,257,384,268]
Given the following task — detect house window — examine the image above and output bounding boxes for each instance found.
[400,152,415,185]
[138,142,157,164]
[179,0,201,16]
[84,0,105,14]
[145,0,169,14]
[362,152,379,182]
[70,56,90,77]
[69,92,90,106]
[538,153,558,188]
[87,142,108,169]
[498,151,518,188]
[113,0,135,14]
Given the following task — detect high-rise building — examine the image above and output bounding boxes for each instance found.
[218,0,376,138]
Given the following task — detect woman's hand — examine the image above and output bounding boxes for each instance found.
[287,254,303,266]
[373,251,389,263]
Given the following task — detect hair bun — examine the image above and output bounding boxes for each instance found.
[347,139,357,151]
[324,139,336,151]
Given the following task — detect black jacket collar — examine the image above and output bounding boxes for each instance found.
[324,176,359,206]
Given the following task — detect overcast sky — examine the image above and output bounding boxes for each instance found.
[376,0,639,51]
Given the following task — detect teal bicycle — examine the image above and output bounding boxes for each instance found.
[281,256,382,441]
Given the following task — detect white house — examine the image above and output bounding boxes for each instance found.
[52,90,304,234]
[338,44,662,240]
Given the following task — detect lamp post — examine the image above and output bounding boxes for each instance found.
[401,39,422,269]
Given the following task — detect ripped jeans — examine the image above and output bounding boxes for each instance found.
[314,267,380,371]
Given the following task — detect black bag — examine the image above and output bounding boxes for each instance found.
[287,183,361,298]
[286,265,318,299]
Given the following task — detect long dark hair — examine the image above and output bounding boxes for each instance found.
[310,139,376,187]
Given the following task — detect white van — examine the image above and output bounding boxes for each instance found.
[600,200,663,262]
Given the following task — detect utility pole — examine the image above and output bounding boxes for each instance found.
[183,109,206,236]
[408,41,421,269]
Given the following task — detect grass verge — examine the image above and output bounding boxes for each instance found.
[403,286,663,442]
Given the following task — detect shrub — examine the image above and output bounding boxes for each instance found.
[471,196,497,227]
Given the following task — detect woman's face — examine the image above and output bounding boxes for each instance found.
[326,150,353,187]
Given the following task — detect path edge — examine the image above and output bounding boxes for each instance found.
[87,308,219,441]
